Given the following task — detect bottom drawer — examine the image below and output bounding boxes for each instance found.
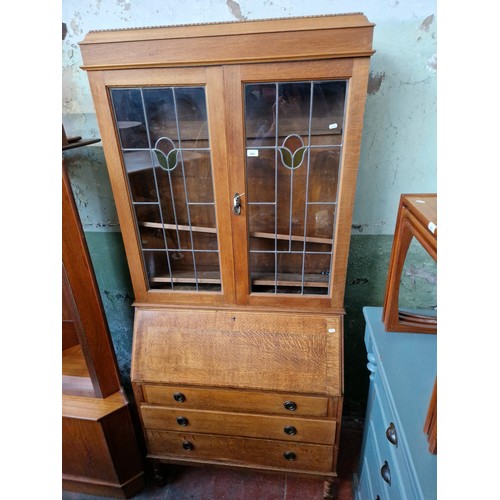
[146,429,334,473]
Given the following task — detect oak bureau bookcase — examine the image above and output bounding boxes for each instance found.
[80,14,374,498]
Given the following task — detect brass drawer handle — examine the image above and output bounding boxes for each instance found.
[380,461,391,486]
[173,392,186,403]
[386,422,398,446]
[283,451,296,461]
[284,425,297,436]
[182,441,194,451]
[283,400,297,411]
[176,416,189,426]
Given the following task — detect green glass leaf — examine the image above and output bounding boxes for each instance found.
[279,147,293,169]
[167,150,178,170]
[292,147,307,168]
[154,149,169,170]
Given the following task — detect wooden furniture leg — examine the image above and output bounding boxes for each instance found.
[152,460,167,487]
[323,478,336,499]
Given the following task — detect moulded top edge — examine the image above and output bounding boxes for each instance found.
[79,13,374,45]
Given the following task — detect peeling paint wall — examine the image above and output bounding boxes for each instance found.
[62,0,437,234]
[62,0,437,416]
[354,9,437,234]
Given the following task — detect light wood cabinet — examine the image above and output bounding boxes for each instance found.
[80,14,374,497]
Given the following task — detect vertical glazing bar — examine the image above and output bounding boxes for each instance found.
[288,117,294,250]
[172,88,199,291]
[152,89,182,251]
[300,82,315,294]
[139,89,174,289]
[289,172,294,252]
[274,83,279,293]
[164,159,182,250]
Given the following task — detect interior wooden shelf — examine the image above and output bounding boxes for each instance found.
[62,345,95,397]
[252,272,329,288]
[141,221,333,245]
[150,272,329,287]
[150,271,221,284]
[62,345,90,377]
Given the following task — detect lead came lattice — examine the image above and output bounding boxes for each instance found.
[110,86,221,292]
[244,80,348,295]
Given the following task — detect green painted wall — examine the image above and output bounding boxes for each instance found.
[62,0,437,417]
[344,235,436,415]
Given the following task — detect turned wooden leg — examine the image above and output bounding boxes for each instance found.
[152,460,167,487]
[323,479,336,499]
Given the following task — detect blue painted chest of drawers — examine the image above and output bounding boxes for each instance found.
[354,307,437,500]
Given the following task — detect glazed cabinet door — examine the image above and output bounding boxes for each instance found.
[87,67,236,305]
[225,59,371,309]
[87,58,370,309]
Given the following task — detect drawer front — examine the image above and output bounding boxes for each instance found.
[146,429,334,473]
[132,308,342,395]
[143,384,333,417]
[372,382,413,499]
[141,405,336,444]
[371,384,407,499]
[366,419,406,500]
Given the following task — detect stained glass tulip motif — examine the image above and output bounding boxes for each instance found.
[278,134,307,170]
[153,137,179,171]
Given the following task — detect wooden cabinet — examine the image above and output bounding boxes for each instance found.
[80,14,374,496]
[355,307,437,500]
[62,159,144,498]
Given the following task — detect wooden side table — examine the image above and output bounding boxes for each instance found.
[382,194,437,334]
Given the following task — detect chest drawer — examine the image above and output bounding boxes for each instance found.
[360,419,405,500]
[371,382,412,498]
[143,384,334,417]
[141,405,336,444]
[146,429,334,473]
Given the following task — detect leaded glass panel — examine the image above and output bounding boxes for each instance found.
[110,87,221,292]
[244,80,347,295]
